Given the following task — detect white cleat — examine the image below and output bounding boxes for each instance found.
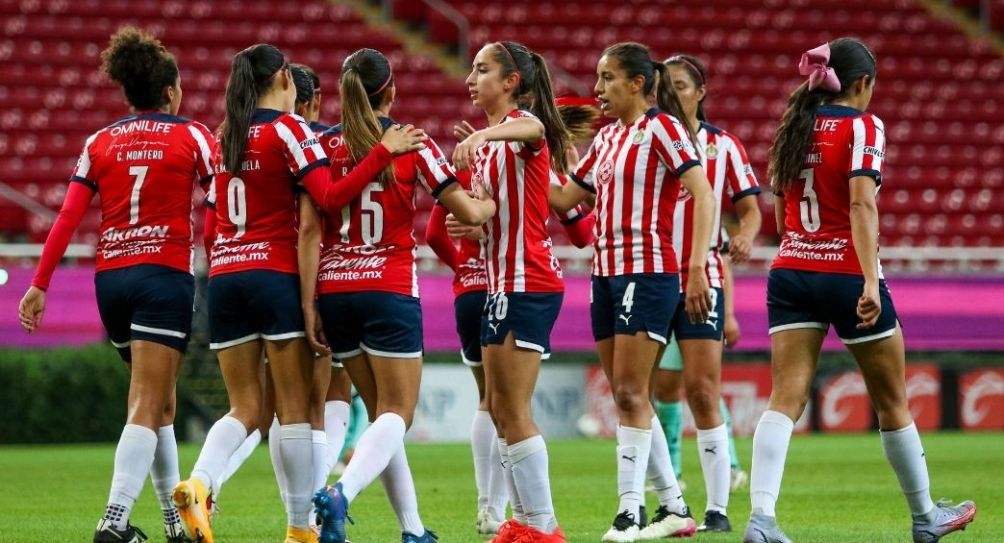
[602,510,641,542]
[475,508,502,536]
[638,505,697,539]
[730,467,749,492]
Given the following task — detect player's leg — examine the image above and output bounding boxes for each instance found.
[323,364,352,479]
[216,350,266,502]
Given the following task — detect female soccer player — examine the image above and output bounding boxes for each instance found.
[743,38,976,543]
[444,40,572,543]
[18,27,211,543]
[644,52,762,535]
[426,99,598,537]
[550,42,715,542]
[310,48,495,543]
[172,43,426,543]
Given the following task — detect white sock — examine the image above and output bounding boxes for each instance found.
[312,430,329,492]
[498,438,525,523]
[471,410,496,511]
[379,446,425,535]
[191,415,247,496]
[268,417,288,506]
[487,433,509,522]
[150,425,182,527]
[881,423,935,518]
[280,423,314,529]
[647,415,687,514]
[217,429,261,496]
[697,423,730,515]
[750,410,794,517]
[324,401,350,474]
[616,425,652,521]
[509,435,557,533]
[338,413,406,502]
[105,424,159,530]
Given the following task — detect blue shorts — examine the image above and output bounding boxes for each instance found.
[591,273,680,344]
[318,291,424,361]
[669,286,725,341]
[767,268,899,344]
[94,264,194,362]
[455,290,487,367]
[481,291,563,358]
[207,270,305,350]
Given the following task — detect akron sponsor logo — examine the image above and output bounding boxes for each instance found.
[101,224,170,242]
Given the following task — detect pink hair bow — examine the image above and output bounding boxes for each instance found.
[798,43,841,92]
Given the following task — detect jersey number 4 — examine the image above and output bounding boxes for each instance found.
[798,169,821,233]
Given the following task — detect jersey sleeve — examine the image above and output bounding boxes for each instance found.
[651,115,701,176]
[274,115,331,181]
[549,169,589,223]
[414,137,458,199]
[569,136,601,193]
[506,109,546,158]
[187,122,216,190]
[722,133,762,202]
[69,132,100,191]
[848,114,886,184]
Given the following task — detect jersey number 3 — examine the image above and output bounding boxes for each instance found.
[799,169,821,233]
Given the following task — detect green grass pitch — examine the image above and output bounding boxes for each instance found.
[1,433,1001,542]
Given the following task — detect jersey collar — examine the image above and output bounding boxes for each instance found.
[251,108,285,124]
[817,104,863,117]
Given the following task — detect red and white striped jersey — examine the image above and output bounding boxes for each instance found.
[672,122,761,289]
[208,109,329,277]
[316,119,457,297]
[450,169,489,297]
[70,112,214,274]
[572,108,701,277]
[473,109,563,294]
[772,105,886,276]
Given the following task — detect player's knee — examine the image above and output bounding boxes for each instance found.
[685,385,717,417]
[613,385,648,415]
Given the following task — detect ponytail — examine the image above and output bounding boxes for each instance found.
[652,62,700,158]
[340,48,395,186]
[767,83,823,194]
[556,98,600,144]
[220,44,286,175]
[527,52,571,173]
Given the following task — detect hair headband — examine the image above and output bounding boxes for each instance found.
[664,56,705,86]
[496,42,522,86]
[799,43,840,92]
[368,71,393,97]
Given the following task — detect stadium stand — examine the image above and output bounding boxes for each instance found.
[1,0,1001,251]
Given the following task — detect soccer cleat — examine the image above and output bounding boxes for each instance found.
[314,483,353,543]
[173,479,214,543]
[492,519,529,543]
[742,513,793,543]
[477,508,502,535]
[165,521,195,543]
[638,505,647,528]
[912,500,977,543]
[401,529,439,542]
[601,510,641,542]
[638,505,697,539]
[94,519,149,543]
[730,467,750,492]
[285,525,319,543]
[697,510,731,532]
[511,525,565,543]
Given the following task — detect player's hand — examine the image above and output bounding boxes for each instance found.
[453,121,477,142]
[856,280,881,329]
[18,286,46,333]
[724,313,741,347]
[729,233,753,263]
[564,144,581,172]
[446,213,484,240]
[685,272,712,325]
[303,304,331,356]
[452,130,486,171]
[381,124,427,155]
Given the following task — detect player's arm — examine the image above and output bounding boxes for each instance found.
[722,254,741,347]
[453,117,545,170]
[549,178,592,214]
[560,211,596,249]
[437,182,496,226]
[729,195,761,263]
[20,181,95,332]
[425,203,460,272]
[680,165,715,323]
[849,175,881,329]
[774,195,786,236]
[297,193,329,355]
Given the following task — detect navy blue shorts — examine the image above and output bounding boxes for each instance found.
[94,264,194,362]
[318,291,424,360]
[591,273,680,344]
[767,269,899,344]
[481,291,563,358]
[669,286,725,341]
[207,270,305,350]
[455,290,487,367]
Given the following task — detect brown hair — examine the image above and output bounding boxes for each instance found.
[100,26,179,111]
[219,44,286,175]
[340,48,395,186]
